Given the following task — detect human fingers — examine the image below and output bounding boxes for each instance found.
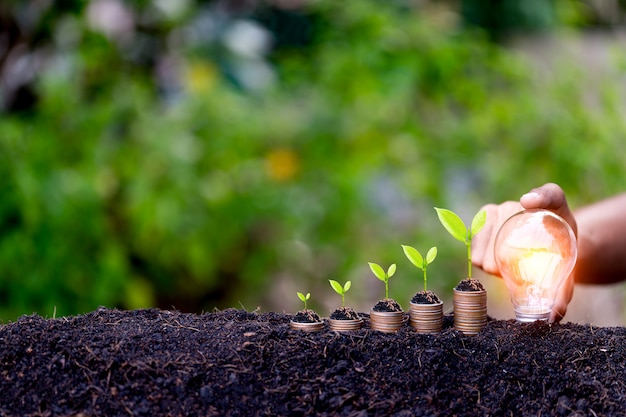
[520,182,577,236]
[472,201,523,276]
[549,274,575,323]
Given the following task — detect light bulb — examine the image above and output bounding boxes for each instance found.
[494,209,577,322]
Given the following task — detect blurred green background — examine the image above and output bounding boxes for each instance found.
[1,0,625,321]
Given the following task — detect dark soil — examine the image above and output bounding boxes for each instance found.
[411,290,442,304]
[292,309,322,323]
[455,278,485,291]
[330,306,360,320]
[1,307,625,416]
[372,298,403,312]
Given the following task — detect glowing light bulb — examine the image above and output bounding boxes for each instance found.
[494,209,577,322]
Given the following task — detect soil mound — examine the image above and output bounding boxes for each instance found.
[1,307,624,416]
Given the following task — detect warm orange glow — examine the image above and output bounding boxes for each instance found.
[515,249,562,288]
[495,210,577,322]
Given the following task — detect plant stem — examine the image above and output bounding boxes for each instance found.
[385,280,389,299]
[467,243,472,278]
[423,268,427,292]
[341,294,345,307]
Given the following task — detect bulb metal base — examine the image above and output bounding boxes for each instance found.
[514,307,550,322]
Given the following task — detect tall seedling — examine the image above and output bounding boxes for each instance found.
[434,208,486,279]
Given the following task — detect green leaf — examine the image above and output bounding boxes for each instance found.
[426,246,438,264]
[387,263,396,278]
[434,207,467,243]
[402,245,424,270]
[329,279,344,295]
[344,280,352,292]
[368,262,386,281]
[297,292,307,302]
[470,209,487,239]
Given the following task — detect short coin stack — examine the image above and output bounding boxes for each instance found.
[328,318,363,332]
[289,321,324,332]
[369,310,405,333]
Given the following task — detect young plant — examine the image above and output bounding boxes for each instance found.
[434,207,486,279]
[297,292,311,311]
[401,246,437,291]
[368,262,397,299]
[329,279,352,308]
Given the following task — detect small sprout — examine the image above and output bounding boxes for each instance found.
[368,262,396,300]
[297,292,311,310]
[402,246,437,291]
[434,207,486,279]
[329,279,352,308]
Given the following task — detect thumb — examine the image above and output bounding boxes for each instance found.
[520,182,577,236]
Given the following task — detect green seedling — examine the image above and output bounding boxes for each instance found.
[297,292,311,310]
[368,262,397,299]
[329,279,352,308]
[402,246,437,291]
[434,207,486,279]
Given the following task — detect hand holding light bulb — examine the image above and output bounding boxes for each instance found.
[472,183,578,323]
[494,209,577,322]
[473,183,626,323]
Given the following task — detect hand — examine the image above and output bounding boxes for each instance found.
[471,183,578,323]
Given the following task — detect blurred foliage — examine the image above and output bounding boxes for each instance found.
[0,0,625,320]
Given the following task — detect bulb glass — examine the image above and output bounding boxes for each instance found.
[495,209,577,322]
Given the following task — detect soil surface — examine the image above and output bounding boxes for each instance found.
[292,309,322,323]
[1,307,625,416]
[372,299,403,312]
[330,306,360,320]
[455,279,485,291]
[411,290,442,304]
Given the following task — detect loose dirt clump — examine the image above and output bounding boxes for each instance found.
[0,307,624,416]
[329,306,360,320]
[372,298,403,312]
[292,309,322,323]
[411,290,442,304]
[455,278,485,291]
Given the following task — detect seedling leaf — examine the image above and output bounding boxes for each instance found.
[369,262,386,281]
[426,246,438,264]
[329,279,343,295]
[470,209,487,238]
[344,280,351,292]
[435,207,467,243]
[387,263,397,277]
[402,245,424,270]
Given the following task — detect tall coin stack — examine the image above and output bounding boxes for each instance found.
[453,289,487,335]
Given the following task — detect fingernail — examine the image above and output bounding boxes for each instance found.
[521,192,540,200]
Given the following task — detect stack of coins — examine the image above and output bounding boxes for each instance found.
[289,320,325,332]
[328,318,363,332]
[369,310,405,333]
[409,301,443,334]
[453,289,487,335]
